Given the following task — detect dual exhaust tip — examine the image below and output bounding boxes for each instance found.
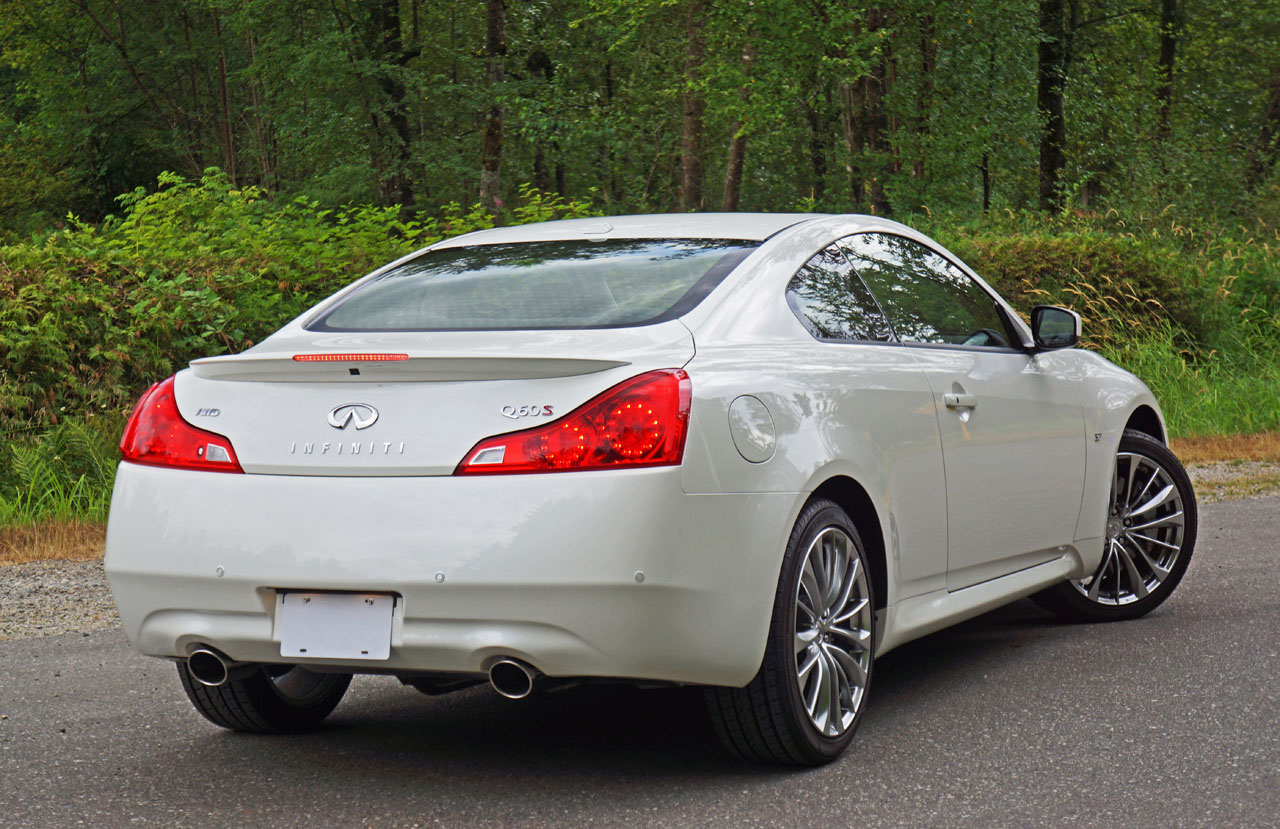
[187,647,541,699]
[186,647,246,687]
[486,658,538,699]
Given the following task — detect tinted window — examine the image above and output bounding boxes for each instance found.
[839,233,1010,347]
[786,245,893,342]
[310,239,757,331]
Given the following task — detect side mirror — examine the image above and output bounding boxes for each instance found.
[1030,305,1081,350]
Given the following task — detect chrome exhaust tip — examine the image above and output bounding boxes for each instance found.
[487,658,538,699]
[187,648,239,687]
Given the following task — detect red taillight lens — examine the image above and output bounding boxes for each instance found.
[119,375,243,473]
[456,369,692,475]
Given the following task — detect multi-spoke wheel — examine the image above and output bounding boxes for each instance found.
[1034,429,1197,622]
[794,526,873,737]
[706,498,874,765]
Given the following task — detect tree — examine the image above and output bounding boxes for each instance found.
[479,0,506,213]
[1037,0,1068,211]
[1155,0,1178,142]
[679,0,706,211]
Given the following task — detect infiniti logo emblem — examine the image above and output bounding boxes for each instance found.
[327,403,379,431]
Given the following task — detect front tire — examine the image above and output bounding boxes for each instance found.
[706,498,875,765]
[177,663,351,733]
[1033,429,1197,622]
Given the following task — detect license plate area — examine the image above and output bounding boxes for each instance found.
[278,592,395,660]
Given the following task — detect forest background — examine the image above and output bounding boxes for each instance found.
[1,0,1279,539]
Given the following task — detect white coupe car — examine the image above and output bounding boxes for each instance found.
[105,213,1197,765]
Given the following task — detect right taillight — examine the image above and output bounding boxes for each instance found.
[120,375,243,473]
[456,369,691,475]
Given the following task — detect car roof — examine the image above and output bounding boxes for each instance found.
[431,213,832,248]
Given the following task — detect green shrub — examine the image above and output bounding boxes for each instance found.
[0,170,595,429]
[1,182,1277,528]
[0,415,121,525]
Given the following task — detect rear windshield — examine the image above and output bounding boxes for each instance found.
[308,239,758,331]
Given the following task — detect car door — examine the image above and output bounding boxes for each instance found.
[837,233,1087,590]
[784,244,950,600]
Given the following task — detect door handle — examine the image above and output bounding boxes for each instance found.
[944,393,978,409]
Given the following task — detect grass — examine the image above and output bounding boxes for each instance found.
[1,428,1278,566]
[1170,430,1280,463]
[0,521,106,566]
[0,416,118,565]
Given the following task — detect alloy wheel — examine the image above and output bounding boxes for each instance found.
[1072,451,1188,606]
[793,526,873,737]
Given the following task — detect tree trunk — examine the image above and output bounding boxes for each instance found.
[839,80,864,209]
[1156,0,1178,142]
[479,0,506,213]
[211,9,237,184]
[914,14,936,181]
[865,9,893,216]
[721,41,755,212]
[806,98,828,204]
[679,0,706,212]
[979,30,998,212]
[1249,64,1280,186]
[244,30,275,189]
[603,59,617,202]
[1037,0,1068,211]
[345,0,420,208]
[980,152,991,212]
[527,49,555,194]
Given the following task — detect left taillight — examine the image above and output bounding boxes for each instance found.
[456,369,692,475]
[119,375,243,473]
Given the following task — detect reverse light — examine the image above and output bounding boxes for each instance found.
[120,376,243,473]
[456,369,691,475]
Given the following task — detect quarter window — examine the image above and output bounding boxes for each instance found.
[838,233,1011,348]
[786,245,893,342]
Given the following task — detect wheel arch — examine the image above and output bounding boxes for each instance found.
[1124,405,1166,444]
[808,476,888,612]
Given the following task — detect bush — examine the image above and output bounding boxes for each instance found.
[0,170,595,429]
[1,182,1277,528]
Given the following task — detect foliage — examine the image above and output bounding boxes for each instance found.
[0,415,120,525]
[0,170,596,429]
[2,2,1277,532]
[1,0,1277,226]
[921,209,1280,439]
[0,171,601,525]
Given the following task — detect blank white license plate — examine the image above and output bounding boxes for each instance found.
[279,592,394,660]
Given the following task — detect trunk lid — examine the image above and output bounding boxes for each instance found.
[176,324,695,476]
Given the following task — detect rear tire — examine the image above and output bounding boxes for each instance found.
[1033,429,1197,622]
[177,663,351,733]
[706,498,875,765]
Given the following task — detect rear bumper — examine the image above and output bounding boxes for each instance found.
[104,463,798,686]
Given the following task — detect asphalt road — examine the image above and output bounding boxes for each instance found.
[2,496,1277,828]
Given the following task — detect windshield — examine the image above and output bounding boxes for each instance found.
[309,239,758,331]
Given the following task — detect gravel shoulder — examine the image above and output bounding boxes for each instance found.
[1186,460,1280,503]
[2,461,1276,642]
[0,560,119,641]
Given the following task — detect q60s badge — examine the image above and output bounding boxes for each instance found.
[501,404,554,420]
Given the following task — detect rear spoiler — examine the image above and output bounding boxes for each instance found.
[189,353,628,382]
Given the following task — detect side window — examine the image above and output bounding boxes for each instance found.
[838,233,1011,348]
[786,245,894,342]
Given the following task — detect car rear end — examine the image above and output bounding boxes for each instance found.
[104,229,800,688]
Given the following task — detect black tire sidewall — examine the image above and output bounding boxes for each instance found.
[770,499,874,763]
